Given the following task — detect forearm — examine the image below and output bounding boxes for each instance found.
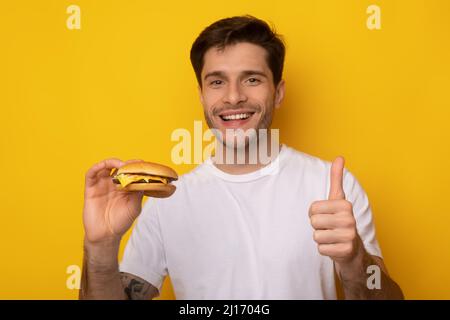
[79,238,127,300]
[336,242,404,300]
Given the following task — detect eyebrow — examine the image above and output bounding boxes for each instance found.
[203,70,268,81]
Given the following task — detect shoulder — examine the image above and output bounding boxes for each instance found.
[142,162,212,210]
[282,145,362,195]
[172,161,215,190]
[282,145,332,177]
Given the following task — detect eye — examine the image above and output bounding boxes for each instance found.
[246,77,261,85]
[210,79,223,87]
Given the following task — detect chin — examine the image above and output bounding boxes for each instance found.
[219,129,259,150]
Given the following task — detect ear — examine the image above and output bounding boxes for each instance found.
[197,84,204,106]
[274,79,285,109]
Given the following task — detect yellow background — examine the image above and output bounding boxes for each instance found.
[1,0,449,299]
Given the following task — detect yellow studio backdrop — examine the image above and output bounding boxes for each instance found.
[0,0,449,299]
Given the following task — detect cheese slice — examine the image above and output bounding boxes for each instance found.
[116,174,168,188]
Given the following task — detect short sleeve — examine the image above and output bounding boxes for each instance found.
[119,199,168,294]
[335,168,383,258]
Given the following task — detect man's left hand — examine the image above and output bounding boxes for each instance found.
[309,156,364,265]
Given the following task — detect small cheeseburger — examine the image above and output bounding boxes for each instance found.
[111,161,178,198]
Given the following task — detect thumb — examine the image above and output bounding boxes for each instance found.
[328,156,346,200]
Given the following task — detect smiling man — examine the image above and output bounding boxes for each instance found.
[80,15,403,300]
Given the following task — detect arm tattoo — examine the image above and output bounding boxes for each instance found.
[120,272,156,300]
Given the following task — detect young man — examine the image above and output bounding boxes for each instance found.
[80,16,403,300]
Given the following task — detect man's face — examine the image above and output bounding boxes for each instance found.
[199,42,284,148]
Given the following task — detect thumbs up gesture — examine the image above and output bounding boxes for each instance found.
[309,156,363,264]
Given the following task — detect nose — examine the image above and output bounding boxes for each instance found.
[222,82,247,105]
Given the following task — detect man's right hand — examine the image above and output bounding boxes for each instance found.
[83,158,145,244]
[80,158,159,300]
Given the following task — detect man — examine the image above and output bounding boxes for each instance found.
[80,15,403,300]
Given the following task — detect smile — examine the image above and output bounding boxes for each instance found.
[220,112,254,121]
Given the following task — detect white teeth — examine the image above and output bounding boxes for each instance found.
[222,113,251,120]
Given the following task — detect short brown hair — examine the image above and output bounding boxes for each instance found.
[190,15,285,87]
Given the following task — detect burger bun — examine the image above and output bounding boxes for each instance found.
[116,182,176,198]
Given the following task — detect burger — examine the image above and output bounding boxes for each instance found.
[111,161,178,198]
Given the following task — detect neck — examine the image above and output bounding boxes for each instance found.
[212,133,282,175]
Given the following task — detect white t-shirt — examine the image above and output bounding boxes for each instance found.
[119,144,382,299]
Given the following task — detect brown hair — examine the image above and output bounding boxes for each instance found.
[190,15,285,87]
